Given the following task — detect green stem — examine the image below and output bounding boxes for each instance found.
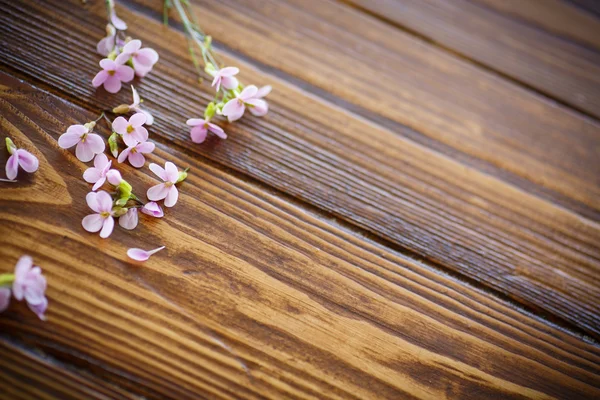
[0,273,15,286]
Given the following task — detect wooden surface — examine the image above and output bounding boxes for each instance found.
[0,0,599,399]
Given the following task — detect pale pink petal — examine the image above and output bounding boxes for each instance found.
[136,141,155,153]
[146,183,169,201]
[131,85,140,105]
[75,141,95,162]
[92,70,108,87]
[148,163,167,181]
[115,52,131,66]
[164,162,179,183]
[190,126,207,143]
[134,48,159,67]
[220,67,239,77]
[5,154,18,180]
[186,118,205,126]
[116,65,135,82]
[0,288,10,312]
[103,76,122,94]
[93,153,109,169]
[207,123,227,139]
[119,208,138,230]
[86,191,101,212]
[111,11,127,30]
[122,39,141,54]
[96,190,114,212]
[83,167,102,184]
[128,151,145,168]
[211,76,222,91]
[127,246,165,262]
[130,112,146,127]
[85,134,105,154]
[164,186,179,207]
[28,296,47,320]
[255,85,272,98]
[92,176,107,191]
[96,37,113,57]
[222,98,245,122]
[58,131,82,149]
[133,64,152,78]
[141,202,163,217]
[23,267,46,305]
[131,126,148,143]
[107,169,122,185]
[117,147,132,163]
[239,85,258,101]
[82,213,104,233]
[246,98,269,117]
[99,58,116,70]
[221,76,239,91]
[14,256,33,282]
[122,132,140,148]
[142,110,154,126]
[100,216,115,238]
[66,124,88,136]
[112,116,129,135]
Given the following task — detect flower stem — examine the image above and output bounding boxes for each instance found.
[0,273,15,286]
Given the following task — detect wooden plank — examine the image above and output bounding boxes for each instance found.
[0,339,138,400]
[344,0,600,118]
[1,0,600,337]
[1,71,600,400]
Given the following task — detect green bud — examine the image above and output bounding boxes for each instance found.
[115,198,128,207]
[204,62,217,76]
[215,102,225,115]
[204,35,212,48]
[118,180,132,203]
[176,168,189,184]
[112,206,129,217]
[5,137,16,155]
[204,102,216,120]
[108,132,119,158]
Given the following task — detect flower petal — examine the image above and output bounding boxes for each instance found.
[0,288,10,313]
[239,85,258,101]
[207,123,227,139]
[96,190,114,212]
[117,147,132,163]
[75,141,95,162]
[219,67,239,77]
[14,255,33,281]
[130,112,147,127]
[92,176,106,191]
[135,48,159,67]
[116,65,135,82]
[141,201,163,217]
[122,39,141,54]
[27,296,48,321]
[111,11,128,30]
[83,167,102,184]
[5,154,18,180]
[131,85,140,105]
[149,163,167,181]
[186,118,205,126]
[93,153,109,169]
[86,191,101,212]
[112,116,129,135]
[256,85,272,98]
[103,76,122,94]
[190,126,207,143]
[164,186,179,207]
[246,98,269,117]
[222,98,245,122]
[221,76,239,91]
[115,52,131,66]
[99,58,116,71]
[85,134,105,155]
[58,131,82,149]
[142,110,154,126]
[100,216,115,238]
[127,246,165,262]
[119,208,138,230]
[122,132,140,148]
[92,70,108,87]
[137,141,155,154]
[164,162,179,183]
[132,126,148,143]
[82,213,104,232]
[128,151,145,168]
[146,183,169,201]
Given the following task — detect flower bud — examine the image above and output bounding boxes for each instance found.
[5,137,16,155]
[108,132,119,158]
[204,62,217,76]
[112,206,129,217]
[112,104,130,114]
[84,121,96,132]
[176,168,189,184]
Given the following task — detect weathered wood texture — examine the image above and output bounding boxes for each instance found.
[345,0,600,117]
[1,0,599,338]
[1,72,600,399]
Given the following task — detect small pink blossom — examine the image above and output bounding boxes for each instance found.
[141,201,164,218]
[127,246,165,262]
[107,169,123,186]
[211,67,239,92]
[0,287,10,313]
[12,256,48,320]
[222,85,269,122]
[92,58,134,94]
[5,138,39,180]
[119,208,138,230]
[112,113,149,147]
[115,39,159,77]
[58,123,105,162]
[118,141,155,168]
[97,24,117,56]
[129,86,154,125]
[147,162,180,207]
[83,153,113,191]
[82,191,115,239]
[186,118,227,143]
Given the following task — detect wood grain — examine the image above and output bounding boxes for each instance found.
[0,338,138,400]
[1,0,599,337]
[344,0,600,118]
[1,71,600,399]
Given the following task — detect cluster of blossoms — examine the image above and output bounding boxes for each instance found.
[93,0,159,93]
[0,256,48,320]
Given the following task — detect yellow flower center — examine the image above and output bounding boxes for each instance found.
[108,70,115,76]
[100,211,111,218]
[126,125,134,133]
[165,181,174,187]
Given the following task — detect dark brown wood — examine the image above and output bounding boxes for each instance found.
[1,71,600,399]
[1,0,599,338]
[344,0,600,118]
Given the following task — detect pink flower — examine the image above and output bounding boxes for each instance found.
[119,208,138,230]
[92,58,134,94]
[115,39,159,77]
[222,85,269,122]
[129,86,154,125]
[82,191,115,238]
[117,141,155,168]
[107,169,123,186]
[83,153,113,191]
[147,162,180,207]
[58,123,105,162]
[112,113,149,147]
[0,287,10,313]
[12,256,48,321]
[97,24,117,56]
[5,138,39,180]
[141,201,163,218]
[211,67,239,92]
[127,246,165,262]
[186,118,227,143]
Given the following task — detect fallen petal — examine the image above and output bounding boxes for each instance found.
[127,246,165,262]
